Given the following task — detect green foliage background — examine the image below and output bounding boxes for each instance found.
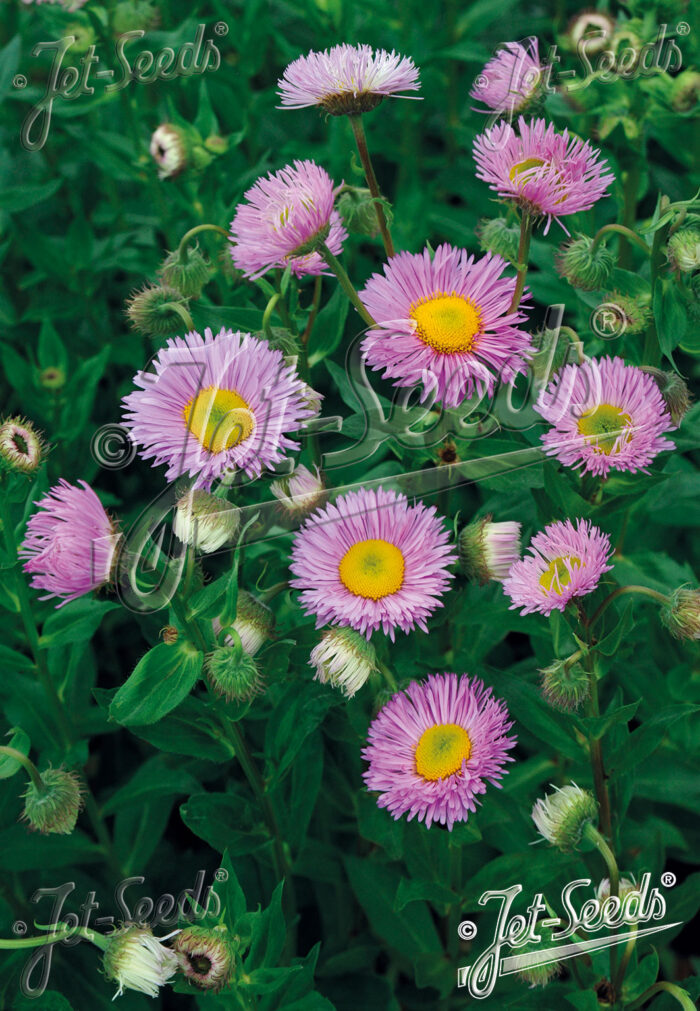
[0,0,698,1008]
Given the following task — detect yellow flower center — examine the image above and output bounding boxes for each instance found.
[577,403,633,454]
[509,156,547,185]
[338,538,405,599]
[415,723,472,781]
[410,294,482,354]
[184,387,254,454]
[539,555,582,594]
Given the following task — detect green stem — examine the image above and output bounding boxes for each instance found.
[170,593,209,653]
[319,244,375,327]
[613,922,638,996]
[0,925,105,951]
[301,275,322,347]
[619,159,642,270]
[583,821,619,983]
[161,301,194,332]
[508,212,533,314]
[581,651,613,842]
[262,293,281,343]
[259,581,288,604]
[590,223,650,257]
[377,659,398,692]
[588,585,670,631]
[348,115,395,258]
[0,746,44,793]
[643,195,671,367]
[177,223,229,262]
[627,982,697,1011]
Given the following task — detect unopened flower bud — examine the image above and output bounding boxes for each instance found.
[310,627,378,698]
[512,924,562,987]
[596,876,640,904]
[39,366,66,390]
[64,20,97,54]
[601,292,651,336]
[150,124,188,179]
[660,586,700,641]
[532,784,598,852]
[22,767,82,835]
[556,235,615,291]
[173,489,240,554]
[436,439,459,466]
[337,187,388,238]
[640,368,691,426]
[540,657,590,712]
[112,0,160,35]
[477,217,520,264]
[160,625,178,644]
[255,328,300,357]
[459,515,521,584]
[270,465,325,516]
[672,71,700,112]
[206,643,264,701]
[103,925,178,998]
[173,924,236,992]
[125,284,191,337]
[158,246,211,299]
[214,590,275,656]
[567,11,615,54]
[0,417,45,475]
[667,228,700,274]
[204,135,229,155]
[531,327,579,386]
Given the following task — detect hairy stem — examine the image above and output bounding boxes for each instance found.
[0,746,44,793]
[177,223,229,262]
[587,585,670,631]
[508,212,533,314]
[320,244,376,328]
[627,982,697,1011]
[590,223,650,257]
[348,115,395,258]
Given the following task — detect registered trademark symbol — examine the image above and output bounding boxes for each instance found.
[458,920,477,941]
[215,868,229,882]
[661,872,676,887]
[676,22,690,35]
[12,920,27,936]
[12,74,27,89]
[214,21,228,36]
[591,302,626,339]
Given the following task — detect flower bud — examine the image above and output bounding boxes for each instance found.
[672,71,700,113]
[255,328,300,358]
[173,924,236,992]
[530,327,579,386]
[556,235,615,291]
[436,439,459,466]
[667,228,700,274]
[459,515,521,584]
[601,292,651,336]
[660,587,700,641]
[512,925,562,987]
[337,187,388,238]
[532,784,598,852]
[158,246,211,299]
[214,590,275,656]
[270,465,325,517]
[39,366,66,391]
[206,643,264,701]
[0,417,45,476]
[125,284,191,337]
[640,368,691,427]
[173,489,240,554]
[477,217,520,265]
[539,657,590,712]
[567,11,615,54]
[160,625,179,644]
[150,124,188,179]
[103,925,178,998]
[63,20,97,55]
[596,876,640,904]
[22,767,82,835]
[112,0,160,35]
[310,627,378,698]
[204,135,229,155]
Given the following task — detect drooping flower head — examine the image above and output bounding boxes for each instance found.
[103,925,179,999]
[278,44,420,115]
[471,38,543,115]
[22,768,83,835]
[473,117,614,233]
[290,486,456,640]
[534,356,676,477]
[310,627,378,698]
[122,328,313,489]
[532,783,598,851]
[360,244,533,407]
[20,480,120,607]
[173,488,240,553]
[503,518,613,616]
[229,160,346,279]
[149,124,188,179]
[363,673,516,829]
[214,590,275,656]
[173,924,236,993]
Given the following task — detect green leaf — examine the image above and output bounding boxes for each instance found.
[102,756,200,815]
[13,991,74,1011]
[0,179,63,213]
[37,319,68,372]
[609,704,700,774]
[0,727,30,779]
[308,287,349,366]
[653,277,688,362]
[41,599,119,649]
[109,640,203,726]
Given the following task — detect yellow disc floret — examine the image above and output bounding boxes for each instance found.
[410,294,482,354]
[184,387,255,453]
[577,404,632,454]
[338,538,405,599]
[539,555,582,594]
[415,723,472,781]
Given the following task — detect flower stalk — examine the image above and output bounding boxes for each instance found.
[348,115,395,258]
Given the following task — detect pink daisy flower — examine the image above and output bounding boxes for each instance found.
[122,328,313,489]
[471,38,543,115]
[229,160,346,279]
[473,117,614,233]
[20,480,120,607]
[289,486,456,640]
[503,518,613,616]
[534,356,676,477]
[363,673,516,830]
[278,43,420,116]
[359,244,533,407]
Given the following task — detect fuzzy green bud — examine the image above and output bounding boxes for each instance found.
[112,0,160,35]
[0,417,45,476]
[477,217,521,264]
[512,924,562,987]
[459,515,521,584]
[532,784,598,852]
[158,246,211,299]
[601,292,651,336]
[556,235,615,291]
[641,368,691,426]
[173,924,236,992]
[125,284,191,337]
[539,657,590,712]
[255,327,301,358]
[667,228,700,274]
[22,767,82,835]
[337,186,387,238]
[39,366,66,390]
[661,586,700,641]
[206,644,264,702]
